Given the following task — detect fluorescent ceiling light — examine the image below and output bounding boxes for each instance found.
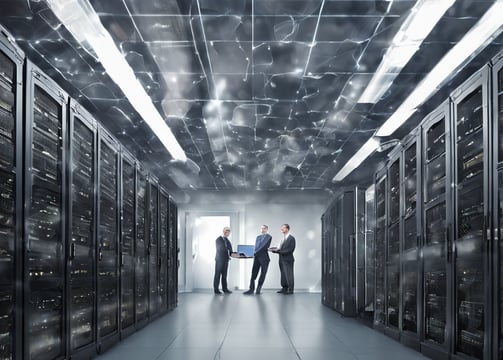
[335,0,503,181]
[377,0,503,137]
[358,0,455,104]
[45,0,187,162]
[332,137,379,182]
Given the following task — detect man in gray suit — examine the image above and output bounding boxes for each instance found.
[271,224,296,294]
[213,226,233,294]
[243,225,272,295]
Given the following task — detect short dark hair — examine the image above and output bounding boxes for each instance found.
[282,224,290,230]
[262,225,268,229]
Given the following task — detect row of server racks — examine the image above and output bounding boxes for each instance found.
[322,48,503,359]
[0,27,179,360]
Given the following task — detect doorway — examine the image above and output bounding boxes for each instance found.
[188,214,241,290]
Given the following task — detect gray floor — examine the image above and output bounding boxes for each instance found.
[96,291,429,360]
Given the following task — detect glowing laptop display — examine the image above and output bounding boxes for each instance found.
[237,244,255,258]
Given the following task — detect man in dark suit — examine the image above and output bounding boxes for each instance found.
[213,226,233,294]
[271,224,296,294]
[243,225,272,295]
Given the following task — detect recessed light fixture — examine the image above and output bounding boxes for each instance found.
[358,0,455,104]
[335,0,503,181]
[45,0,187,161]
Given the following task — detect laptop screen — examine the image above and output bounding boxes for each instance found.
[237,244,255,257]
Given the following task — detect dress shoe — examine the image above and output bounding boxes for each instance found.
[243,289,254,295]
[223,289,232,294]
[214,290,222,294]
[255,286,262,295]
[284,290,294,295]
[277,289,286,293]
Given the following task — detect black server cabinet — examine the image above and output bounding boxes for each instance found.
[168,199,178,310]
[96,127,120,352]
[321,206,334,308]
[159,188,169,313]
[147,178,159,318]
[321,203,336,309]
[67,101,97,359]
[24,61,68,360]
[401,131,421,350]
[135,167,148,327]
[421,102,452,359]
[386,152,401,337]
[374,171,387,328]
[364,185,375,315]
[492,50,503,360]
[120,150,136,338]
[451,67,490,360]
[0,26,23,360]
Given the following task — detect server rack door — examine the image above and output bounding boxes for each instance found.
[421,103,451,357]
[387,156,401,332]
[135,168,148,323]
[401,137,420,340]
[159,189,168,312]
[0,27,23,360]
[120,152,135,334]
[451,67,489,359]
[24,62,68,360]
[168,199,178,309]
[375,173,387,327]
[321,212,327,305]
[342,190,356,316]
[493,50,503,360]
[355,188,366,316]
[96,128,120,349]
[148,180,159,317]
[497,168,503,360]
[67,101,97,357]
[334,198,342,312]
[364,184,375,313]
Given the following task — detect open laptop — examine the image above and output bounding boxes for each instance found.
[236,244,255,258]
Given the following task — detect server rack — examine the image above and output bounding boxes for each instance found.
[386,150,401,339]
[374,169,387,328]
[364,184,375,316]
[24,61,68,360]
[96,127,120,353]
[135,166,148,327]
[67,100,97,359]
[400,130,421,350]
[159,188,169,313]
[321,202,336,309]
[491,49,503,360]
[320,188,365,316]
[0,26,23,360]
[147,178,159,318]
[420,102,452,359]
[168,198,178,310]
[451,67,490,360]
[120,150,136,338]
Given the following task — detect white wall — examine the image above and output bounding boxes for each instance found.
[177,190,329,292]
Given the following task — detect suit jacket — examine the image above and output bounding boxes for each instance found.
[254,233,272,265]
[278,234,295,262]
[215,236,233,261]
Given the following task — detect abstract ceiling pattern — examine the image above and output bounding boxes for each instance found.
[0,0,501,193]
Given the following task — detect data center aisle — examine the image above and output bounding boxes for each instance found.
[95,292,428,360]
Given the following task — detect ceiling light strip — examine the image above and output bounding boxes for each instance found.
[45,0,187,161]
[334,0,503,182]
[377,0,503,137]
[358,0,455,104]
[332,137,379,182]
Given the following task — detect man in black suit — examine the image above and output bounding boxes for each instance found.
[243,225,272,295]
[213,226,233,294]
[271,224,296,294]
